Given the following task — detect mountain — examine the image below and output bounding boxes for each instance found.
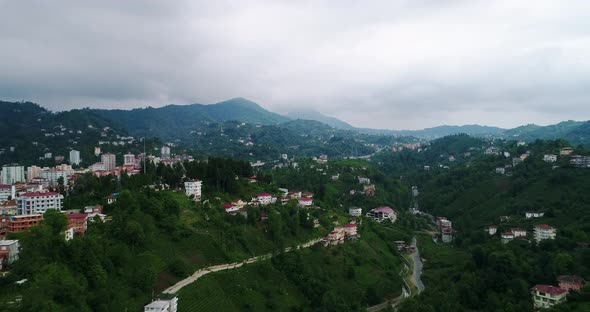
[502,120,587,143]
[285,110,354,130]
[91,97,289,140]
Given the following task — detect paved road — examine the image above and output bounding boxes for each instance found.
[411,237,425,293]
[162,238,322,294]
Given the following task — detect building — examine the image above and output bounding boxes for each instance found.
[7,214,43,233]
[570,155,590,168]
[485,225,497,235]
[366,206,397,223]
[256,192,273,205]
[94,147,101,156]
[222,203,239,214]
[557,275,585,293]
[511,227,527,238]
[0,184,15,203]
[560,147,574,156]
[144,297,178,312]
[161,146,171,159]
[349,207,362,217]
[501,232,514,244]
[543,154,557,163]
[124,153,136,165]
[66,213,87,237]
[534,224,556,243]
[298,197,313,207]
[363,184,376,196]
[322,224,358,246]
[441,227,453,243]
[525,211,545,219]
[26,165,42,182]
[40,167,72,186]
[69,150,81,165]
[101,153,116,171]
[184,180,202,200]
[0,200,17,216]
[357,176,371,184]
[17,192,64,215]
[0,239,20,266]
[531,285,567,309]
[495,167,506,175]
[84,204,103,214]
[1,164,25,184]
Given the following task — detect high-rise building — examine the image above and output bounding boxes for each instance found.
[184,180,202,200]
[69,150,81,165]
[101,153,116,171]
[17,191,63,215]
[161,146,171,159]
[40,168,72,186]
[26,166,42,182]
[124,153,135,165]
[1,164,25,185]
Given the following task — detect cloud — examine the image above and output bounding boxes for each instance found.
[1,0,590,129]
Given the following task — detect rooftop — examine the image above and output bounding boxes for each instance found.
[532,284,566,295]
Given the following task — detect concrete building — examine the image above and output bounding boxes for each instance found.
[543,154,557,163]
[94,147,101,156]
[501,232,514,244]
[40,168,72,186]
[161,146,171,159]
[298,197,313,207]
[184,180,202,200]
[101,153,116,171]
[69,150,81,165]
[557,275,585,294]
[349,207,362,217]
[17,192,63,215]
[0,184,15,203]
[144,297,178,312]
[534,224,556,243]
[531,284,566,309]
[366,206,397,223]
[1,164,25,184]
[124,153,136,166]
[0,239,20,266]
[7,214,43,233]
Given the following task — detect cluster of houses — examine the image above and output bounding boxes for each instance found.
[486,212,557,244]
[218,190,317,216]
[531,275,586,309]
[436,217,453,243]
[321,223,359,246]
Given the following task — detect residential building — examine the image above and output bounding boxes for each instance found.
[322,223,358,246]
[222,203,239,214]
[557,275,585,293]
[298,197,313,207]
[501,232,514,244]
[231,199,245,209]
[349,207,362,217]
[543,154,557,163]
[1,164,25,184]
[363,184,376,196]
[531,285,566,309]
[512,157,523,167]
[366,206,397,223]
[184,180,202,200]
[534,224,556,243]
[441,226,453,243]
[40,167,72,186]
[161,146,171,159]
[0,239,20,266]
[560,147,574,156]
[357,176,371,184]
[124,153,136,165]
[26,165,42,182]
[83,205,103,214]
[144,297,178,312]
[0,184,15,203]
[256,192,274,205]
[101,153,116,171]
[69,150,81,165]
[94,147,101,156]
[511,227,527,238]
[66,213,87,237]
[0,200,17,216]
[7,214,43,233]
[495,167,505,175]
[570,155,590,168]
[17,192,64,215]
[485,226,497,235]
[525,211,545,219]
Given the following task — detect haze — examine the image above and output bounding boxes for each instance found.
[1,0,590,129]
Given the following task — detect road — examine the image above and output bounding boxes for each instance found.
[162,238,322,295]
[411,237,425,293]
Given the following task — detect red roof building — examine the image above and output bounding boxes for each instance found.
[557,275,585,293]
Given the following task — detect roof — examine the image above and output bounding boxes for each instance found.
[20,192,59,197]
[372,206,394,214]
[257,192,272,197]
[536,224,553,230]
[557,275,585,284]
[299,197,312,202]
[501,232,514,236]
[222,203,233,209]
[342,223,357,228]
[145,300,171,309]
[66,213,87,220]
[0,184,12,189]
[512,227,526,231]
[532,284,566,295]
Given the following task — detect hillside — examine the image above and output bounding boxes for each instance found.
[286,110,355,130]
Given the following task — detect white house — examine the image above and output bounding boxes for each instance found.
[501,232,514,244]
[366,206,397,223]
[543,154,557,163]
[511,227,527,237]
[0,239,20,265]
[184,180,202,200]
[531,285,566,309]
[349,207,362,217]
[525,212,545,219]
[357,177,371,184]
[222,203,240,214]
[0,184,16,203]
[485,226,497,235]
[298,197,313,207]
[534,224,556,243]
[144,297,178,312]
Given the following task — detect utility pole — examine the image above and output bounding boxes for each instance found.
[143,136,146,174]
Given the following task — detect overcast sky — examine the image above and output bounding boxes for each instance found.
[1,1,590,129]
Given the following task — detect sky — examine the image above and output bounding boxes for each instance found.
[1,0,590,130]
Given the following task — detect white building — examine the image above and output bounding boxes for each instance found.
[534,224,556,243]
[531,285,567,309]
[94,147,101,156]
[1,164,25,184]
[69,150,81,165]
[501,232,514,244]
[525,212,545,219]
[298,197,313,207]
[357,177,371,184]
[144,297,178,312]
[40,168,72,186]
[511,228,527,237]
[349,207,362,217]
[543,154,557,163]
[184,180,202,200]
[256,192,273,205]
[485,226,497,235]
[101,153,116,171]
[161,146,171,159]
[366,206,397,223]
[17,191,64,215]
[27,165,42,182]
[0,239,20,265]
[124,153,136,165]
[0,184,15,203]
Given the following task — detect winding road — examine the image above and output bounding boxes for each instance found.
[162,238,322,294]
[411,237,425,293]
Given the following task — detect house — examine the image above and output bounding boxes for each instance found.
[16,191,63,215]
[394,241,416,254]
[560,147,574,156]
[570,155,590,168]
[511,227,527,238]
[231,199,245,209]
[531,285,567,309]
[256,192,274,205]
[144,297,178,312]
[485,226,497,235]
[7,214,43,233]
[525,211,544,219]
[0,239,20,267]
[322,223,358,246]
[501,232,514,244]
[83,204,103,214]
[66,213,87,237]
[441,227,453,243]
[557,275,585,293]
[363,184,376,196]
[357,177,371,184]
[331,174,339,181]
[0,200,17,216]
[436,217,452,229]
[495,167,505,175]
[534,224,556,243]
[543,154,558,163]
[222,203,239,214]
[298,197,313,207]
[349,207,362,217]
[0,184,15,203]
[366,207,397,223]
[184,180,202,201]
[499,215,511,222]
[513,157,523,166]
[105,194,117,205]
